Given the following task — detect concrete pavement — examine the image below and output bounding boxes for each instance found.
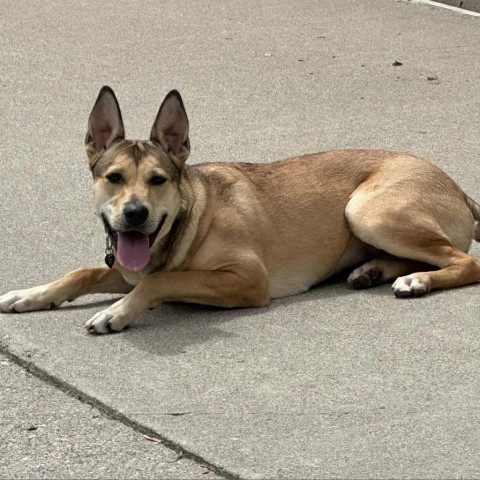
[1,0,479,478]
[0,353,221,479]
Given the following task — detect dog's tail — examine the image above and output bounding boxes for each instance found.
[465,194,480,241]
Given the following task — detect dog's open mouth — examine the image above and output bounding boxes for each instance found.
[103,214,167,272]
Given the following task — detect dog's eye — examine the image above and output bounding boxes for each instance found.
[106,173,123,184]
[151,175,167,185]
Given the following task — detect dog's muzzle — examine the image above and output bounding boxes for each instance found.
[102,214,167,272]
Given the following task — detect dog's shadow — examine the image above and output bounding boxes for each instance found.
[70,271,391,357]
[67,265,479,356]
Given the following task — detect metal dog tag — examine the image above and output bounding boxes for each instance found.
[104,233,115,269]
[104,252,115,269]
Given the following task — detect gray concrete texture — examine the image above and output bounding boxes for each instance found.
[433,0,480,14]
[1,0,479,478]
[0,354,220,479]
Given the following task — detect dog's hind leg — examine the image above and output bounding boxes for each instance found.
[391,247,480,297]
[345,185,480,297]
[0,266,132,313]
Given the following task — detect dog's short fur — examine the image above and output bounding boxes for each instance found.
[1,87,479,334]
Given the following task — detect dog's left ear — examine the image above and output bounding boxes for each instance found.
[150,90,190,167]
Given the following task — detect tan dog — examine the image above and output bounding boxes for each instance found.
[1,87,479,334]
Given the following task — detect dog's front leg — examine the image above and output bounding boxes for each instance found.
[0,266,132,313]
[84,268,270,334]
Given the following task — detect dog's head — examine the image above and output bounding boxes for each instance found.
[85,86,190,272]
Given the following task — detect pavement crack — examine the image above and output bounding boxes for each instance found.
[0,347,241,480]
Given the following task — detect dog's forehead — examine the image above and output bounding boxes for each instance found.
[136,141,181,179]
[92,140,180,180]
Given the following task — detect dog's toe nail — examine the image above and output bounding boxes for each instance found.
[105,321,129,333]
[394,289,412,298]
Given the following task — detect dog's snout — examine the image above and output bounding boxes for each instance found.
[123,203,149,226]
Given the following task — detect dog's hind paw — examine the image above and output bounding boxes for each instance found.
[348,262,383,289]
[392,275,430,298]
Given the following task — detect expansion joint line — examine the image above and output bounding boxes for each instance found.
[0,345,242,480]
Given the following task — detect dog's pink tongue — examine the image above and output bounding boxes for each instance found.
[117,231,150,272]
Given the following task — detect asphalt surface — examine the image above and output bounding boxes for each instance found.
[1,0,480,478]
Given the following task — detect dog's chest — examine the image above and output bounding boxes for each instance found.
[117,268,146,286]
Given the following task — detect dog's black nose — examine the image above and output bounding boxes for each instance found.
[123,203,149,226]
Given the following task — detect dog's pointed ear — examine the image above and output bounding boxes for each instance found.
[150,90,190,166]
[85,86,125,161]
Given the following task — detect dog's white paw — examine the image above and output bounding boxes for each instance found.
[392,275,430,298]
[0,286,57,313]
[84,299,135,334]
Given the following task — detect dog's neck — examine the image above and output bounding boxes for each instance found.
[147,204,190,273]
[146,166,202,273]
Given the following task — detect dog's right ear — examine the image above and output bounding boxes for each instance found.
[85,86,125,164]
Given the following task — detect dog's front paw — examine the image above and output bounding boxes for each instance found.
[0,286,58,313]
[84,299,135,334]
